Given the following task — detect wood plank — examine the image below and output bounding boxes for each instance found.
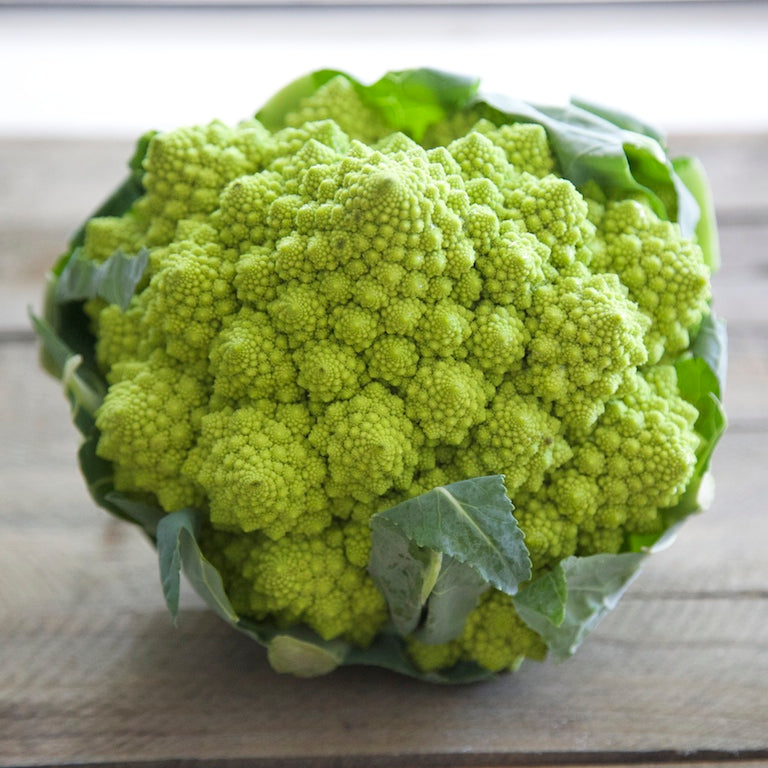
[1,598,766,766]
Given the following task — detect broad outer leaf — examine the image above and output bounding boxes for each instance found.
[373,475,531,595]
[514,552,646,662]
[512,562,568,628]
[105,492,166,537]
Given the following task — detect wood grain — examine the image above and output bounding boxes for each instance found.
[1,134,767,768]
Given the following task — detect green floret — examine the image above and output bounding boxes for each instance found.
[466,300,528,381]
[94,298,146,374]
[208,306,301,405]
[135,119,269,245]
[518,261,650,434]
[596,198,711,363]
[365,335,420,388]
[475,221,551,309]
[460,382,572,496]
[405,359,492,445]
[184,403,330,540]
[310,382,421,503]
[295,339,368,402]
[472,119,556,178]
[512,492,580,568]
[82,215,146,263]
[201,523,388,646]
[46,71,723,682]
[143,221,239,364]
[215,171,285,252]
[576,366,700,543]
[506,173,595,268]
[95,348,209,511]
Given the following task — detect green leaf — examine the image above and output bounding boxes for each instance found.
[673,155,721,271]
[374,476,531,596]
[156,508,238,625]
[362,68,479,142]
[514,552,646,662]
[570,97,667,144]
[104,492,166,537]
[55,247,149,311]
[691,313,728,398]
[413,556,489,645]
[512,563,568,628]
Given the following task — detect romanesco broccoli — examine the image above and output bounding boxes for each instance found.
[40,69,725,683]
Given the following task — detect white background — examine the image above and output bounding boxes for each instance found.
[1,2,768,137]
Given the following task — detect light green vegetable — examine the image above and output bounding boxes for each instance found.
[34,68,726,683]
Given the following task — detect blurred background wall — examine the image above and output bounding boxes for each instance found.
[1,0,767,138]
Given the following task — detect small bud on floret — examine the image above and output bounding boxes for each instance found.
[209,306,301,404]
[598,198,711,363]
[184,404,329,540]
[405,359,491,445]
[295,339,367,402]
[519,262,650,434]
[96,348,209,511]
[310,383,421,503]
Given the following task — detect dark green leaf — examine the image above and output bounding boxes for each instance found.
[78,432,118,506]
[55,247,149,311]
[373,475,531,596]
[514,553,646,661]
[413,556,489,644]
[156,508,238,624]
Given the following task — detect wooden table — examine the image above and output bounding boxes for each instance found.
[1,135,766,768]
